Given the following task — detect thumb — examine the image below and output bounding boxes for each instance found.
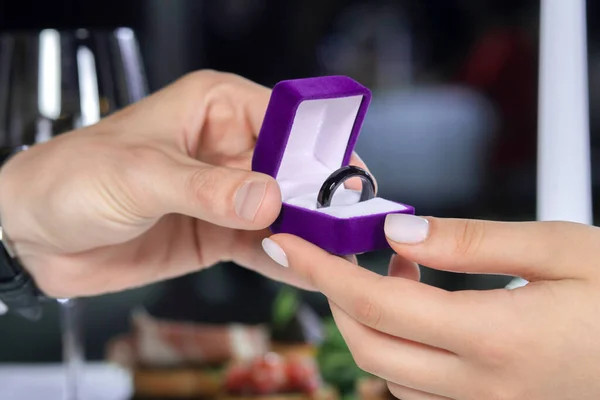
[132,151,281,229]
[383,214,600,281]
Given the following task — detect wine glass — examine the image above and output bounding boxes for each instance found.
[0,27,148,399]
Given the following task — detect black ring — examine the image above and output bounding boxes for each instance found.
[316,166,376,209]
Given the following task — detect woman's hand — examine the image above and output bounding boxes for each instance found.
[263,214,600,400]
[0,70,372,298]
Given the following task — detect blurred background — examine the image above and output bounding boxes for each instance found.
[0,0,596,364]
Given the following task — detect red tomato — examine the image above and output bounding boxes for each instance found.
[285,356,321,393]
[249,353,287,394]
[225,362,251,393]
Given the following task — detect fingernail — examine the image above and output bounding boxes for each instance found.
[384,214,430,244]
[235,181,267,221]
[262,238,288,267]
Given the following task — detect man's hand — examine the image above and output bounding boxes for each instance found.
[0,70,322,297]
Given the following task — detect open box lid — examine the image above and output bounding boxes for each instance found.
[252,76,371,201]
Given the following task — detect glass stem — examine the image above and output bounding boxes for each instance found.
[59,298,84,400]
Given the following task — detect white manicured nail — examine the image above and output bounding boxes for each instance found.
[262,238,288,267]
[384,214,430,244]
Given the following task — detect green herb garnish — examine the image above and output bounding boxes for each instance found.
[317,318,371,395]
[272,287,300,330]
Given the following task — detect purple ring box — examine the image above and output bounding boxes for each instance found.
[252,76,415,256]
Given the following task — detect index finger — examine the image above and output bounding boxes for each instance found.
[262,234,492,352]
[384,215,600,281]
[108,70,271,146]
[196,71,271,137]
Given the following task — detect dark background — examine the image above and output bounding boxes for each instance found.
[0,0,599,363]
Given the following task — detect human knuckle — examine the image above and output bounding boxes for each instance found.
[303,267,320,291]
[181,69,239,92]
[207,80,240,102]
[471,335,515,371]
[351,288,383,329]
[184,167,229,213]
[454,219,486,257]
[181,69,220,84]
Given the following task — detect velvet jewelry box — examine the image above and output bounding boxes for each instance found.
[252,76,414,256]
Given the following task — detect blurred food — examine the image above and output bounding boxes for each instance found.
[132,310,270,367]
[105,288,346,399]
[132,368,222,399]
[220,352,336,400]
[106,310,270,398]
